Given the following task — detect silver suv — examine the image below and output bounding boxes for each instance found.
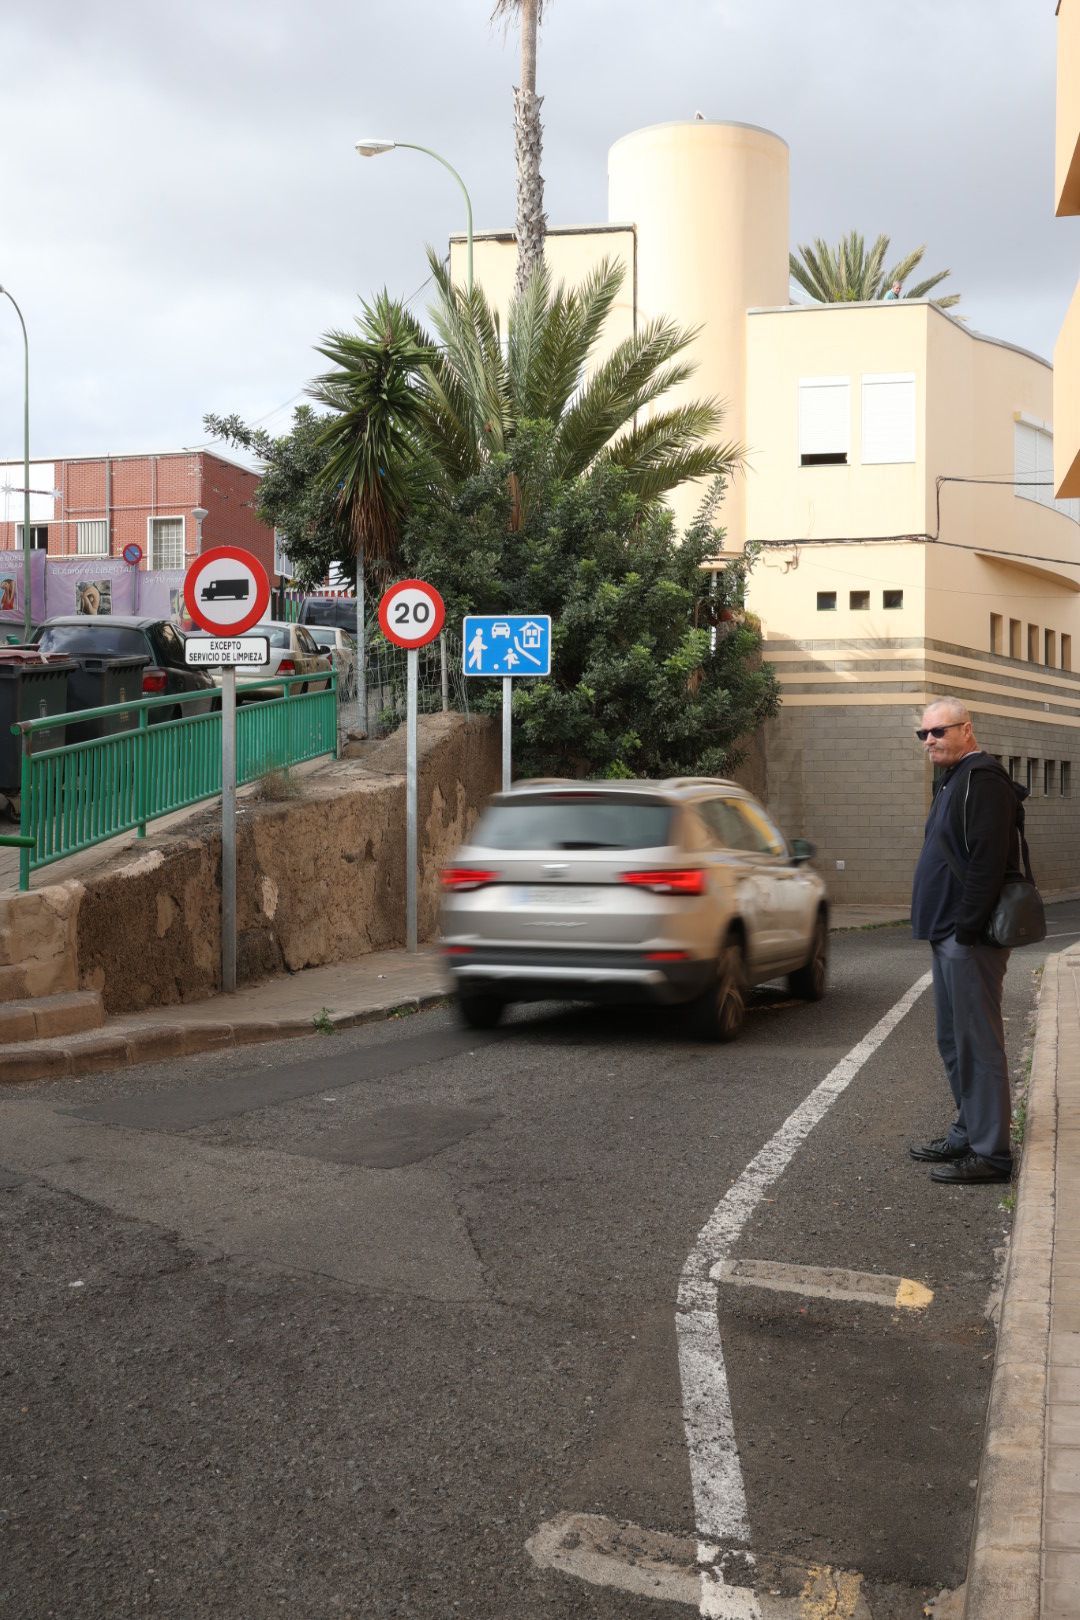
[439,778,828,1040]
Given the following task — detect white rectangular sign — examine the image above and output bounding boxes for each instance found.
[185,636,269,667]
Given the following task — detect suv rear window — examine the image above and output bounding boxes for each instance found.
[301,598,355,629]
[36,625,148,657]
[475,797,674,851]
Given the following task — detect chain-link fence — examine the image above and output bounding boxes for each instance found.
[336,620,471,742]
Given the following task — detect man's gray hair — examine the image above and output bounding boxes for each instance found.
[922,697,971,724]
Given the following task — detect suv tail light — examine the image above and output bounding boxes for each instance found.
[278,658,296,674]
[620,869,707,896]
[440,868,500,891]
[142,668,168,694]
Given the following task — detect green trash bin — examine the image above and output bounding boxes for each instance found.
[0,653,78,795]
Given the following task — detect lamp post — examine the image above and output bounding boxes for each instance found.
[0,286,33,642]
[192,506,208,552]
[352,141,475,732]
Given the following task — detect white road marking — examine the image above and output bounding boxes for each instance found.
[677,972,933,1554]
[713,1258,933,1311]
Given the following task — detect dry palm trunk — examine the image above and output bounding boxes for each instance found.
[512,0,546,296]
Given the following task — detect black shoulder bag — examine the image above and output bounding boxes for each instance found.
[937,774,1047,949]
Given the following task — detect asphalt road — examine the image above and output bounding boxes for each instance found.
[3,904,1078,1620]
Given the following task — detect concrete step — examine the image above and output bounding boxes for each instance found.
[0,990,104,1044]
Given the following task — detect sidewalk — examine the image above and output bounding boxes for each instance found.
[962,942,1080,1620]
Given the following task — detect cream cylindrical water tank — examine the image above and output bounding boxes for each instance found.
[608,121,789,547]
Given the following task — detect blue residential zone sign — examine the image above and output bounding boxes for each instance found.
[463,615,552,678]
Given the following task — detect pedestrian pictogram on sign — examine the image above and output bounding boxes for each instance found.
[184,546,270,637]
[463,615,551,677]
[378,579,445,649]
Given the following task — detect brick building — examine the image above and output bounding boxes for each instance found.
[0,450,273,576]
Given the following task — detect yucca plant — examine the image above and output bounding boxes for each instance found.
[789,231,960,310]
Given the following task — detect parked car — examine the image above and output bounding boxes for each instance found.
[298,596,358,633]
[303,626,357,698]
[439,777,828,1040]
[184,621,332,697]
[33,616,217,718]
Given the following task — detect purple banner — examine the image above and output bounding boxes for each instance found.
[133,569,185,621]
[42,557,136,619]
[0,549,47,626]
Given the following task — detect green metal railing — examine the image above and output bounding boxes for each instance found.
[1,675,337,890]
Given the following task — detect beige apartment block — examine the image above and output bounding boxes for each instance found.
[1055,0,1080,498]
[456,118,1080,901]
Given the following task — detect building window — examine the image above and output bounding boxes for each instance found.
[1046,629,1057,666]
[1009,619,1022,659]
[1062,761,1072,797]
[1014,419,1080,520]
[1063,634,1073,672]
[861,373,916,464]
[76,520,108,556]
[1027,758,1039,796]
[1045,760,1057,797]
[849,590,870,610]
[799,377,850,466]
[883,589,903,609]
[1028,624,1040,662]
[816,591,837,611]
[1008,757,1022,781]
[990,614,1003,654]
[16,524,48,550]
[148,516,185,570]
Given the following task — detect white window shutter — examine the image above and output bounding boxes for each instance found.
[1014,421,1040,501]
[799,378,850,460]
[861,374,916,464]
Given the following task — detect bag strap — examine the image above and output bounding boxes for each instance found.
[935,767,1033,883]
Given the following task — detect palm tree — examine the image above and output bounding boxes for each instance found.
[413,250,743,525]
[492,0,547,296]
[789,231,961,310]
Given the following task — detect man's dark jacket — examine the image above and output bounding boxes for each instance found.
[911,751,1024,944]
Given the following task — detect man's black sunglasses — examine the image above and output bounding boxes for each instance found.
[914,721,967,741]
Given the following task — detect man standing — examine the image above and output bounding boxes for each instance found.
[909,698,1021,1184]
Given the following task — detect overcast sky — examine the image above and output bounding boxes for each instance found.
[1,0,1076,470]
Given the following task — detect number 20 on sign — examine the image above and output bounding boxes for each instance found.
[377,579,446,955]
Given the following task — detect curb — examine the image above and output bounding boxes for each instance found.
[0,991,452,1084]
[961,951,1062,1618]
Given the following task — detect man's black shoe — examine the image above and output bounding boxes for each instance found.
[930,1153,1012,1185]
[909,1136,968,1163]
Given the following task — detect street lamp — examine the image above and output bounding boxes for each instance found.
[192,506,208,552]
[0,285,33,642]
[354,139,474,294]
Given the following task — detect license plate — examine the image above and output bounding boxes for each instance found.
[522,886,600,907]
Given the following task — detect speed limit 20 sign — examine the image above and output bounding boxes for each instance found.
[378,578,445,649]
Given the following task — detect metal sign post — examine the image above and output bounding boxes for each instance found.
[377,579,447,955]
[221,665,238,992]
[183,547,271,994]
[462,615,552,795]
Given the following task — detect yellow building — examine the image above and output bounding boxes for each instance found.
[1055,0,1080,499]
[454,118,1080,901]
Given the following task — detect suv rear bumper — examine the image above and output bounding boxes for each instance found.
[444,947,713,1006]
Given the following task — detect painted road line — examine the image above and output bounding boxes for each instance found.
[677,971,933,1553]
[712,1259,933,1311]
[526,1512,870,1618]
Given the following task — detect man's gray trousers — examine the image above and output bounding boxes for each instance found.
[931,932,1013,1170]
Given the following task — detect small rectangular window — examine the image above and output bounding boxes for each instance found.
[883,589,903,609]
[1063,634,1073,672]
[1009,619,1022,659]
[1028,624,1039,662]
[849,590,870,610]
[1045,629,1057,667]
[990,614,1003,654]
[149,516,185,570]
[1062,761,1071,797]
[1045,760,1057,796]
[76,519,108,557]
[816,591,837,611]
[799,377,850,466]
[1027,758,1039,795]
[1008,757,1022,781]
[16,524,49,551]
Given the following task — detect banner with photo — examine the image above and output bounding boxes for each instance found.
[43,558,135,619]
[0,550,47,626]
[133,569,185,621]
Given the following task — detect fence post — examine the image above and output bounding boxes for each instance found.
[18,730,31,892]
[136,705,148,838]
[440,633,449,712]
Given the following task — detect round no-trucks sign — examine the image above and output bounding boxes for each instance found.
[378,578,445,649]
[184,546,271,636]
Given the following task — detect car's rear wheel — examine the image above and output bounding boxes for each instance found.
[690,937,747,1042]
[789,912,828,1001]
[456,991,505,1030]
